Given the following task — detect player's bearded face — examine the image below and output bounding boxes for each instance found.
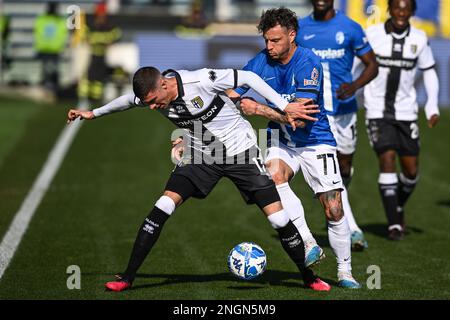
[389,0,412,30]
[263,25,294,62]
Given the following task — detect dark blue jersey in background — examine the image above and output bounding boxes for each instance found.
[235,46,336,148]
[296,11,372,115]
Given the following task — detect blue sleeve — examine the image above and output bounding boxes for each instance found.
[234,57,258,96]
[351,22,372,57]
[295,59,322,102]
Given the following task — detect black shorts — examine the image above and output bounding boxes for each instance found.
[366,118,420,156]
[164,148,280,208]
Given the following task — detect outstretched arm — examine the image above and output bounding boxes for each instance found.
[239,97,319,128]
[66,94,139,124]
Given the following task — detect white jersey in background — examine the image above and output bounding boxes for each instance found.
[364,23,436,121]
[93,68,290,159]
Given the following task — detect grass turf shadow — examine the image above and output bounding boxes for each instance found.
[116,270,338,291]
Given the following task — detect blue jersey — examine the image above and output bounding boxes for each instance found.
[235,46,336,148]
[296,11,372,115]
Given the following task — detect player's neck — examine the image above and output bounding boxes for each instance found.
[166,77,179,101]
[279,45,297,65]
[313,8,336,21]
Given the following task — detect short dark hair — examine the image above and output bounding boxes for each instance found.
[388,0,417,14]
[257,7,298,34]
[133,66,161,100]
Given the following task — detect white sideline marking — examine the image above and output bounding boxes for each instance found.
[0,118,84,280]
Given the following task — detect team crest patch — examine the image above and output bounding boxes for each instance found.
[411,44,417,54]
[335,31,345,45]
[191,96,204,109]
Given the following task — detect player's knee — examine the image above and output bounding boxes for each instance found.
[379,152,396,172]
[402,168,418,180]
[319,190,344,222]
[162,191,183,208]
[253,186,281,210]
[326,206,344,222]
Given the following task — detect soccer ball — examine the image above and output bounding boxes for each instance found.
[227,242,267,280]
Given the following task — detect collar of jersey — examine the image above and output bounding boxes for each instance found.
[162,69,185,103]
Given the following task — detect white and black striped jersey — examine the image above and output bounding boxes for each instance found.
[93,68,289,159]
[364,23,436,121]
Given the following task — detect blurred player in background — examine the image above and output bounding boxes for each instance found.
[296,0,378,251]
[33,1,68,93]
[0,12,11,77]
[364,0,439,240]
[77,1,121,107]
[229,7,361,288]
[67,66,331,292]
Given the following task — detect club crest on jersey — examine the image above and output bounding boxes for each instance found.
[335,31,345,45]
[191,96,204,109]
[304,68,319,86]
[410,44,417,54]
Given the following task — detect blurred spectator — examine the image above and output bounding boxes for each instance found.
[33,1,68,92]
[183,0,208,29]
[0,13,11,75]
[78,2,121,106]
[236,0,256,22]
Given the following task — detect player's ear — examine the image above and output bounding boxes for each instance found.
[289,29,297,43]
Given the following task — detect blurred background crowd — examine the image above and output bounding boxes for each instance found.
[0,0,449,108]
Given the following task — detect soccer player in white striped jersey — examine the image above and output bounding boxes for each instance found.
[364,0,439,240]
[67,66,332,291]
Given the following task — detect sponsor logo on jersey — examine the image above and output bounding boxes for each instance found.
[376,56,417,69]
[335,31,345,45]
[191,96,204,109]
[303,34,316,40]
[312,48,346,59]
[281,93,296,102]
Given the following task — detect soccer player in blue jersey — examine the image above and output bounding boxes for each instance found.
[229,7,361,288]
[296,0,378,251]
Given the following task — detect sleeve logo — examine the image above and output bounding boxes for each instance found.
[208,70,217,82]
[303,67,319,86]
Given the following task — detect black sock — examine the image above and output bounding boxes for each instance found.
[398,174,418,208]
[122,207,170,283]
[378,182,402,228]
[275,220,314,282]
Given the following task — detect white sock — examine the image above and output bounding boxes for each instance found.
[155,195,176,215]
[276,183,315,243]
[341,187,362,233]
[328,216,352,273]
[267,210,289,229]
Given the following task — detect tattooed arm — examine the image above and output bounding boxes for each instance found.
[239,97,319,128]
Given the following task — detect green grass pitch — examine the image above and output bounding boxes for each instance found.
[0,96,449,300]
